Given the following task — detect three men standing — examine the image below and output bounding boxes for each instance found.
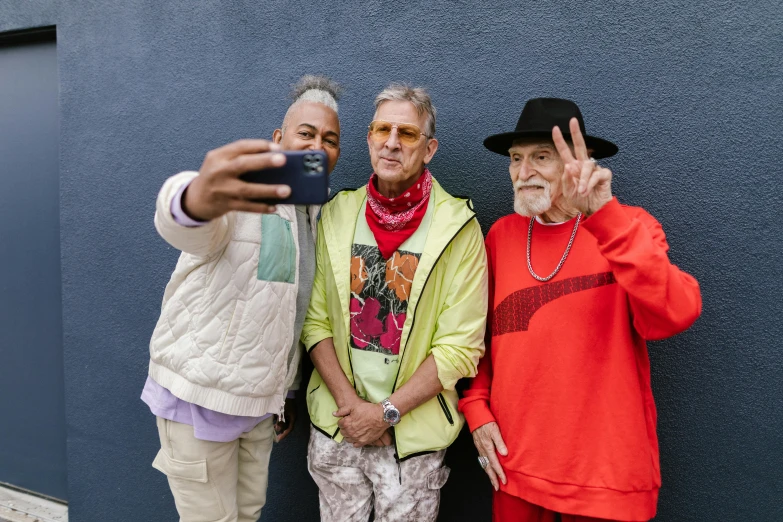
[146,84,700,522]
[460,98,702,521]
[302,85,488,521]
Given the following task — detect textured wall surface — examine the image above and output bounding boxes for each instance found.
[4,0,783,520]
[0,0,56,34]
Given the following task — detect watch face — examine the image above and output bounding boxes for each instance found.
[384,407,401,425]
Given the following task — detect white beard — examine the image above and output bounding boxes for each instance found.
[513,179,552,217]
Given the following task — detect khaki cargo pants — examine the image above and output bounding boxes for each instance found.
[307,426,451,522]
[152,416,276,522]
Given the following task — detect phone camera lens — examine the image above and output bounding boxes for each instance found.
[302,153,323,175]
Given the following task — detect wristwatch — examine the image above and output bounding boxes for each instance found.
[380,398,401,426]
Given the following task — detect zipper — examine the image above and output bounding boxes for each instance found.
[399,450,436,462]
[333,189,370,390]
[394,452,402,485]
[313,193,365,438]
[436,393,454,425]
[345,318,356,389]
[284,219,295,283]
[390,211,477,458]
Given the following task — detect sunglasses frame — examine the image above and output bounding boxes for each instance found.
[368,120,431,146]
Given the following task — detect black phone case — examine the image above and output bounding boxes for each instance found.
[239,150,328,205]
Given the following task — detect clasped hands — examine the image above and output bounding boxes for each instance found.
[334,398,393,447]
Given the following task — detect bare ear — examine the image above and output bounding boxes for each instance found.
[272,129,283,144]
[423,137,439,164]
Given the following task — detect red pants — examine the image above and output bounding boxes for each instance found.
[493,490,628,522]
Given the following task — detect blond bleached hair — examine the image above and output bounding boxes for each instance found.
[282,75,342,133]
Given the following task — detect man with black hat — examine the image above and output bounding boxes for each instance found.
[459,98,702,521]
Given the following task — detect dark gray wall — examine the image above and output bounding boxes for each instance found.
[2,0,782,520]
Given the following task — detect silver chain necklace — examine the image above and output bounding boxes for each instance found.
[526,213,582,282]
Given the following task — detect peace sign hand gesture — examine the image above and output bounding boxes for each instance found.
[552,118,613,217]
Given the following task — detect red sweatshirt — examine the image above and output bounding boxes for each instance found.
[459,198,701,521]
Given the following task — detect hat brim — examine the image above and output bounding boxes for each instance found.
[483,131,618,159]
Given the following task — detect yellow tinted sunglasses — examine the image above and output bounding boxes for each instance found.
[368,120,430,146]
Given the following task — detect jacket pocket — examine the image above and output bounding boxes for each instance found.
[257,214,296,283]
[436,393,454,425]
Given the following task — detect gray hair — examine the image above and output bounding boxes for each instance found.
[374,83,436,138]
[282,75,341,133]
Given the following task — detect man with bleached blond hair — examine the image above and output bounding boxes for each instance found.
[143,75,342,522]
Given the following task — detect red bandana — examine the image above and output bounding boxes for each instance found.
[365,169,432,259]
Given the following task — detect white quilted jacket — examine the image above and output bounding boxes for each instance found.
[148,171,317,417]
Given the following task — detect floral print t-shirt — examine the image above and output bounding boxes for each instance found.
[349,199,433,403]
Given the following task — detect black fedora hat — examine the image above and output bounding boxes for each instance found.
[483,98,618,159]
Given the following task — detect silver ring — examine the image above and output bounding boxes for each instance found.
[478,456,489,470]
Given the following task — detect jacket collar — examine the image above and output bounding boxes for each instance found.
[320,176,477,326]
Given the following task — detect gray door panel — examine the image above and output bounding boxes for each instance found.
[0,37,66,501]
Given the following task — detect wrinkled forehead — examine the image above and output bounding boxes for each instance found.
[374,100,426,127]
[286,101,340,133]
[508,138,561,155]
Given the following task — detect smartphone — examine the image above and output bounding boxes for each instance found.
[240,150,328,205]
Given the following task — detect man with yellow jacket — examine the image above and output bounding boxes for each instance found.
[301,84,488,522]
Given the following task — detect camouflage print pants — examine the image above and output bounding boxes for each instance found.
[307,426,451,522]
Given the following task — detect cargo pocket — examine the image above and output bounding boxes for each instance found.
[257,214,296,283]
[425,465,451,490]
[410,465,451,521]
[152,449,226,522]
